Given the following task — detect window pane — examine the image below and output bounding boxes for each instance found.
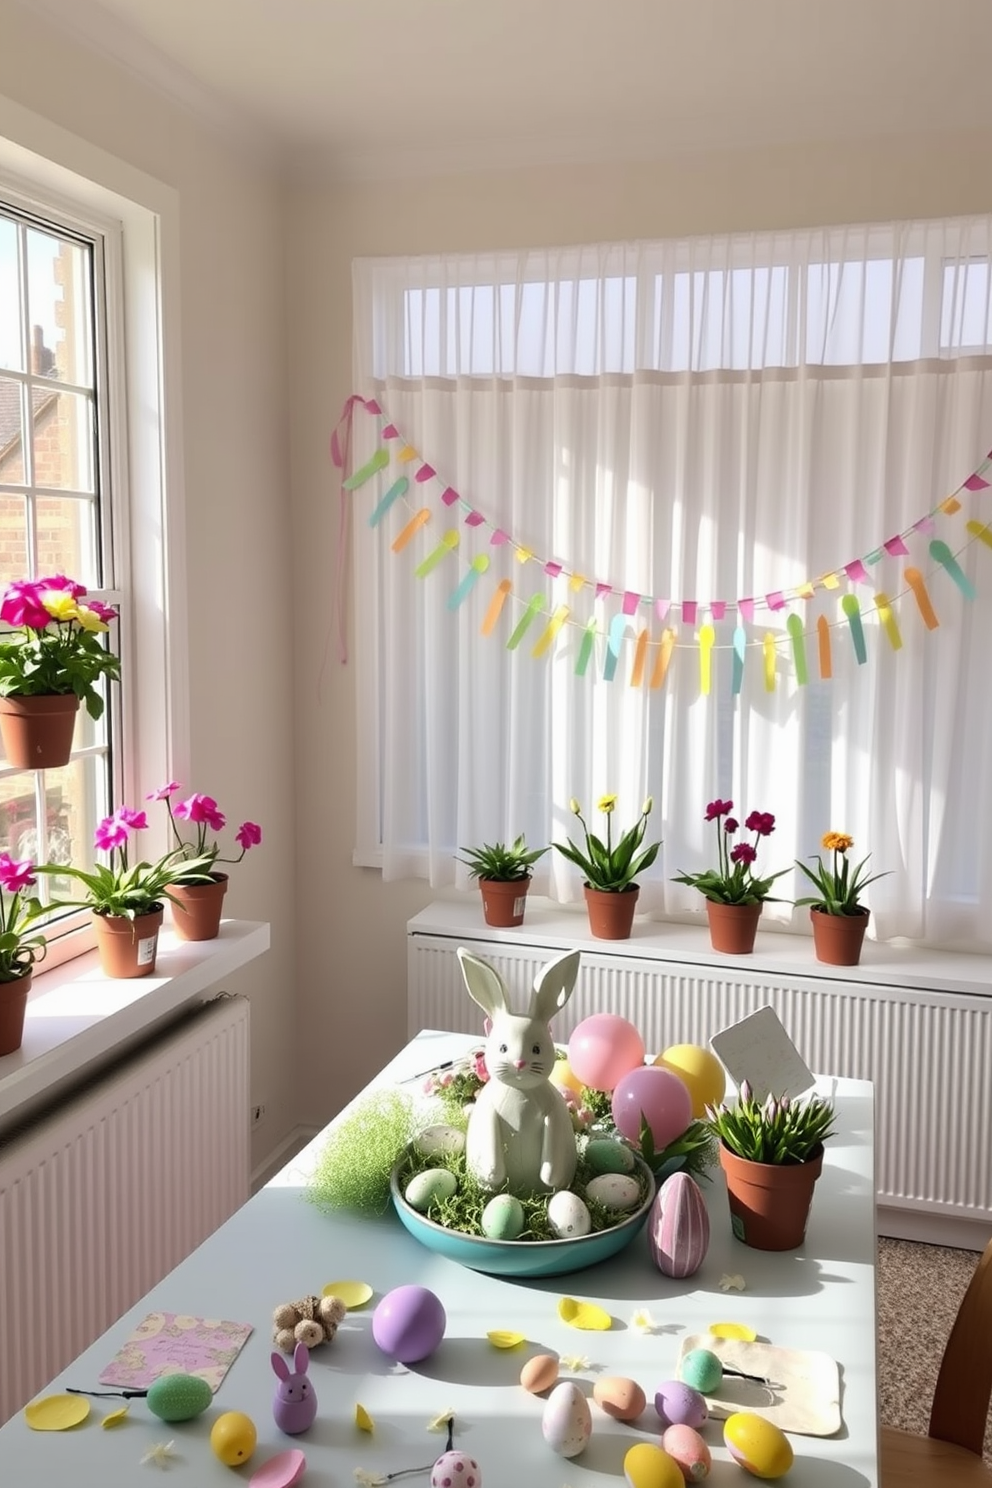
[940,259,992,351]
[33,389,95,494]
[0,216,20,373]
[26,228,94,389]
[36,495,99,585]
[0,755,108,895]
[0,496,29,581]
[0,376,24,483]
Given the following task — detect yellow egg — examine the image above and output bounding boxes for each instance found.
[653,1045,726,1118]
[210,1410,257,1466]
[723,1412,794,1479]
[550,1058,585,1096]
[623,1442,685,1488]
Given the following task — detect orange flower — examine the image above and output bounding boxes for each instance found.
[822,831,853,853]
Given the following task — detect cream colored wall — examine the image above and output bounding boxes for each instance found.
[288,128,992,1126]
[0,2,297,1169]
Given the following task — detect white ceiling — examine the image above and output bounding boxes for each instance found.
[19,0,992,179]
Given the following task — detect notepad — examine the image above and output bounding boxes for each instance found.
[98,1311,253,1391]
[709,1005,816,1102]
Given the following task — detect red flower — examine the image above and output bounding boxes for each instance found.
[746,810,776,836]
[705,799,733,821]
[730,842,757,864]
[724,818,739,834]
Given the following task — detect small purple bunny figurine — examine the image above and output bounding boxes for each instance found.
[271,1340,318,1434]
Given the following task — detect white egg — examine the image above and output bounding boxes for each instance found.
[547,1189,592,1238]
[585,1173,642,1212]
[405,1167,458,1211]
[416,1124,466,1158]
[541,1381,592,1458]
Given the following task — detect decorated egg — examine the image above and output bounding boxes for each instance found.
[416,1124,466,1158]
[648,1172,710,1279]
[430,1449,482,1488]
[585,1138,636,1175]
[680,1348,722,1394]
[481,1193,525,1240]
[661,1424,712,1481]
[372,1284,446,1364]
[585,1172,641,1211]
[653,1044,726,1118]
[623,1442,685,1488]
[405,1167,458,1212]
[723,1412,794,1479]
[520,1353,559,1394]
[146,1371,212,1422]
[210,1410,257,1466]
[550,1059,585,1097]
[568,1014,645,1092]
[612,1066,693,1149]
[541,1380,592,1458]
[547,1189,591,1238]
[654,1380,708,1429]
[592,1375,646,1421]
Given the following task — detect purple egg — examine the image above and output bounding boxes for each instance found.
[654,1379,708,1429]
[372,1284,446,1364]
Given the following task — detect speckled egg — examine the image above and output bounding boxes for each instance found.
[592,1375,646,1421]
[585,1172,642,1211]
[723,1412,794,1479]
[541,1380,592,1458]
[416,1124,466,1158]
[654,1380,708,1430]
[661,1424,712,1482]
[547,1189,591,1238]
[405,1167,458,1212]
[146,1372,212,1422]
[679,1348,723,1394]
[481,1193,525,1240]
[430,1449,481,1488]
[585,1138,636,1175]
[520,1353,559,1394]
[623,1442,685,1488]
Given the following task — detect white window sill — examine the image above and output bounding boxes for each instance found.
[0,919,270,1130]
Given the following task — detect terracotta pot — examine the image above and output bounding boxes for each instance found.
[810,907,869,966]
[719,1141,824,1250]
[706,899,762,954]
[0,969,32,1056]
[169,873,229,941]
[0,693,80,769]
[478,877,530,928]
[584,884,639,940]
[92,907,164,978]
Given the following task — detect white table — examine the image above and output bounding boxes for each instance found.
[0,1031,878,1486]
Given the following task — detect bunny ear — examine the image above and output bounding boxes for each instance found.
[457,948,510,1020]
[272,1350,291,1380]
[529,949,580,1025]
[293,1341,310,1374]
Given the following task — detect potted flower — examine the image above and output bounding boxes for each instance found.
[555,794,660,940]
[0,852,49,1055]
[672,799,788,954]
[456,834,548,928]
[37,806,216,978]
[794,831,889,966]
[149,783,262,941]
[0,575,120,769]
[706,1080,836,1250]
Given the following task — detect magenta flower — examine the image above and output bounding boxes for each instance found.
[746,810,776,836]
[118,807,148,831]
[235,821,262,850]
[94,814,131,852]
[724,818,739,834]
[38,573,87,598]
[730,842,757,864]
[0,852,36,893]
[175,794,226,833]
[705,798,733,821]
[146,781,181,801]
[0,579,51,630]
[85,598,118,623]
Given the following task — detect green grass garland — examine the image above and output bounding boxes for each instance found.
[306,1089,425,1217]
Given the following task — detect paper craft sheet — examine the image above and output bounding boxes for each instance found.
[98,1311,253,1391]
[677,1333,841,1437]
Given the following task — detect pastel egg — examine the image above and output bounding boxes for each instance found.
[210,1410,257,1466]
[372,1285,446,1364]
[593,1375,646,1421]
[585,1138,636,1174]
[405,1167,458,1212]
[585,1172,642,1211]
[723,1412,794,1479]
[481,1193,525,1240]
[520,1353,560,1394]
[547,1189,591,1238]
[541,1380,592,1458]
[662,1424,712,1482]
[430,1449,482,1488]
[146,1371,212,1422]
[654,1380,708,1429]
[416,1124,466,1158]
[623,1442,685,1488]
[680,1348,723,1394]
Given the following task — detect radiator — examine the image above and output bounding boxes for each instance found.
[0,994,250,1424]
[408,923,992,1242]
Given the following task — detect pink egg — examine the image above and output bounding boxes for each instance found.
[430,1450,481,1488]
[661,1424,712,1482]
[611,1066,692,1148]
[567,1015,645,1092]
[372,1285,446,1363]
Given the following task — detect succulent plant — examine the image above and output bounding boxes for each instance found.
[456,834,548,882]
[705,1081,836,1165]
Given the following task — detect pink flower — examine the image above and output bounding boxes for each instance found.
[745,810,776,836]
[146,782,181,801]
[85,599,118,623]
[118,807,148,831]
[730,842,757,864]
[705,798,733,821]
[0,852,36,893]
[94,814,130,852]
[38,574,86,598]
[175,794,226,833]
[471,1049,489,1083]
[235,821,262,850]
[0,580,50,630]
[724,818,739,834]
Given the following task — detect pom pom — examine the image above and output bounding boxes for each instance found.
[295,1320,325,1348]
[273,1304,297,1330]
[274,1328,296,1353]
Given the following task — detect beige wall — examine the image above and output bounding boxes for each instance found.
[287,129,992,1127]
[0,1,297,1169]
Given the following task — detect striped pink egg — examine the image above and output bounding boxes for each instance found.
[648,1172,710,1278]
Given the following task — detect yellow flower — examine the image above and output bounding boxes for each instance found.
[40,590,78,622]
[822,831,853,853]
[75,603,110,633]
[597,794,618,814]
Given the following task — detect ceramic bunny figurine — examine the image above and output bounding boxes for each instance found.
[271,1340,318,1434]
[457,946,580,1197]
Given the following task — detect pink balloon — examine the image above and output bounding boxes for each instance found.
[611,1066,693,1149]
[567,1014,645,1092]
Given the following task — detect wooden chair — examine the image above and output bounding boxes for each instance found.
[880,1235,992,1486]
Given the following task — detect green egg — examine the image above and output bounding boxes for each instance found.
[585,1138,636,1175]
[405,1167,458,1212]
[146,1371,213,1422]
[680,1347,723,1394]
[481,1193,526,1240]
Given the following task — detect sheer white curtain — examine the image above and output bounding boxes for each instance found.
[350,218,992,949]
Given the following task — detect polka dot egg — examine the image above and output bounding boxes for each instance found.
[431,1450,481,1488]
[405,1168,458,1212]
[584,1138,636,1175]
[585,1172,642,1211]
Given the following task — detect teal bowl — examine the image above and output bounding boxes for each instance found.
[389,1155,656,1278]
